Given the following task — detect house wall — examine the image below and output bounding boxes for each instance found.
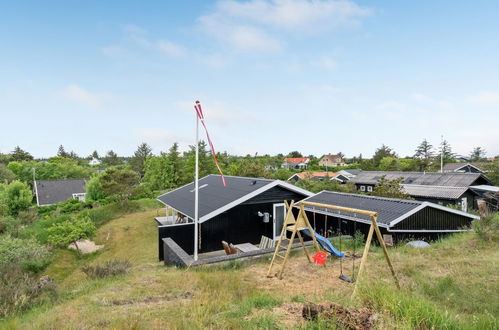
[392,207,473,231]
[158,186,308,259]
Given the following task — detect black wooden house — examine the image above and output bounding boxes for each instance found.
[156,175,312,260]
[299,191,479,243]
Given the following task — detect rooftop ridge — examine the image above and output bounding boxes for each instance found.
[316,190,423,205]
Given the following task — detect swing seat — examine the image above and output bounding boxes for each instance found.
[339,274,355,283]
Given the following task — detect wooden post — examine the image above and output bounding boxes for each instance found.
[353,221,374,296]
[372,215,400,289]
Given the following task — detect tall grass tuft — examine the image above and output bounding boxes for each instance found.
[81,259,132,279]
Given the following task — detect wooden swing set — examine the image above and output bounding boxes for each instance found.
[267,200,399,295]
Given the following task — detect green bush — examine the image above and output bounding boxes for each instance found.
[472,213,499,241]
[1,180,33,216]
[47,215,96,255]
[58,199,85,214]
[81,259,132,279]
[0,235,51,272]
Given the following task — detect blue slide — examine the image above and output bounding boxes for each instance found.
[303,229,345,258]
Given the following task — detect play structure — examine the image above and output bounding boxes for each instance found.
[267,200,400,294]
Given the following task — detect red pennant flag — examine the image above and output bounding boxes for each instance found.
[194,101,227,186]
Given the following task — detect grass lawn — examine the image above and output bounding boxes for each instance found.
[1,209,497,329]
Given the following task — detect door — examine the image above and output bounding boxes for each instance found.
[273,203,286,240]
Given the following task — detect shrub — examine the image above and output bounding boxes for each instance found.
[47,215,96,255]
[0,235,51,272]
[1,180,33,216]
[0,264,56,318]
[81,259,132,279]
[58,198,84,214]
[472,213,499,242]
[85,175,105,202]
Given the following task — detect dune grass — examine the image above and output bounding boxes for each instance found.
[1,209,497,329]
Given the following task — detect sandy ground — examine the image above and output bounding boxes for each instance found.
[243,252,360,300]
[68,239,104,254]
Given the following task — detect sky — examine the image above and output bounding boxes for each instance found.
[1,0,498,159]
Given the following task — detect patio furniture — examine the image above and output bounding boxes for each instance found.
[259,236,275,249]
[234,243,259,253]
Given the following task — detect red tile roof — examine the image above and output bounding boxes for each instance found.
[284,157,309,163]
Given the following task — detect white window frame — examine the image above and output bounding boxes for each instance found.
[72,193,86,202]
[367,186,373,192]
[360,185,366,192]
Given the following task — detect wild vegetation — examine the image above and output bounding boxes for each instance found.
[0,208,496,329]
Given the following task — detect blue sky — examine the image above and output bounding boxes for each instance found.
[1,1,498,158]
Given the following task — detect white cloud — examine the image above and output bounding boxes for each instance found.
[198,15,282,53]
[214,0,372,32]
[59,85,105,108]
[467,90,499,106]
[198,0,371,53]
[157,40,186,57]
[311,56,337,71]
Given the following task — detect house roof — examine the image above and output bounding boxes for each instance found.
[350,171,490,187]
[443,163,484,172]
[299,191,478,229]
[157,174,312,223]
[288,171,337,180]
[320,154,342,161]
[401,184,470,200]
[341,169,362,176]
[470,185,499,193]
[35,179,87,206]
[283,157,309,164]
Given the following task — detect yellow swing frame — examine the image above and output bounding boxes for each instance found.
[267,200,400,295]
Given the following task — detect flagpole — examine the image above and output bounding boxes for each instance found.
[194,110,199,261]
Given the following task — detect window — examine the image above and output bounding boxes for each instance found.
[360,186,366,192]
[367,186,373,192]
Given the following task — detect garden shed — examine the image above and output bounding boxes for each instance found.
[299,191,479,243]
[156,175,312,260]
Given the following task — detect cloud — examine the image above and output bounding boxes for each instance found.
[59,85,105,108]
[311,56,337,71]
[467,90,499,106]
[157,40,186,57]
[213,0,372,32]
[198,15,282,53]
[197,0,371,53]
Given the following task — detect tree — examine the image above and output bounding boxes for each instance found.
[469,147,487,162]
[237,159,268,178]
[142,154,174,190]
[0,164,16,183]
[129,143,152,177]
[91,150,99,159]
[10,146,33,162]
[287,151,303,158]
[379,157,401,171]
[485,160,499,186]
[167,143,183,187]
[414,139,434,171]
[182,141,216,184]
[372,145,397,169]
[99,167,140,206]
[1,181,32,216]
[57,145,69,158]
[47,215,96,256]
[102,150,122,166]
[85,176,105,202]
[371,176,412,199]
[435,140,455,169]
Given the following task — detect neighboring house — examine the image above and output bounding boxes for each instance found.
[89,157,101,166]
[34,179,88,206]
[443,163,484,173]
[401,184,477,211]
[331,169,362,183]
[350,171,492,209]
[156,175,312,260]
[319,154,346,167]
[288,171,337,181]
[281,157,310,170]
[300,191,478,243]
